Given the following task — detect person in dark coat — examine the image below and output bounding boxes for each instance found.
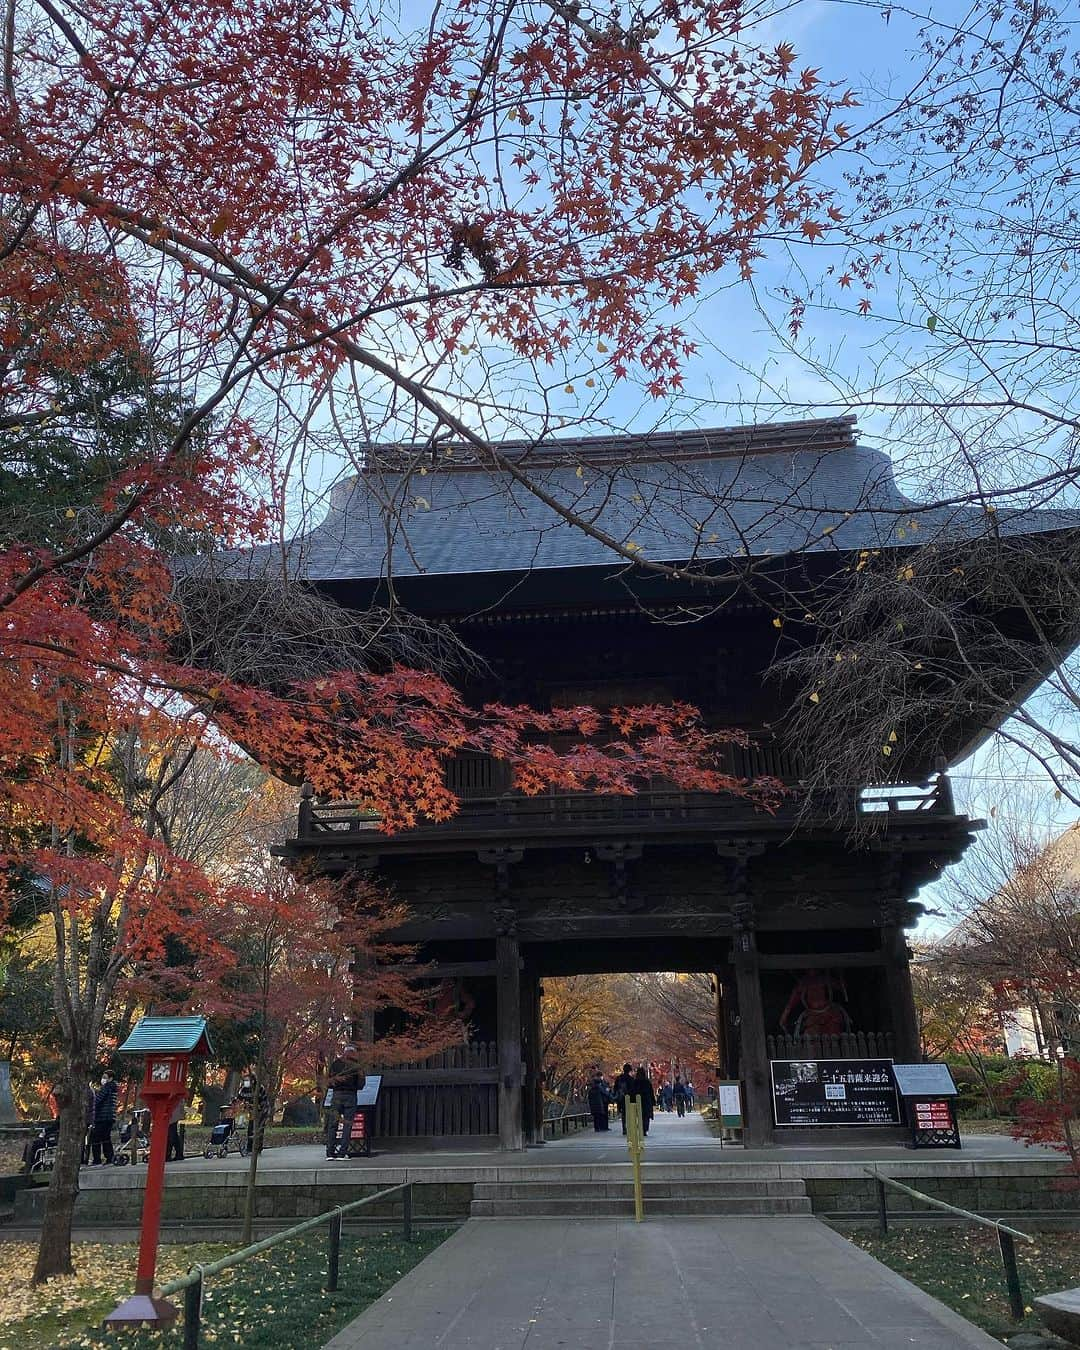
[81,1080,95,1165]
[586,1075,611,1131]
[166,1096,187,1161]
[91,1071,118,1164]
[672,1075,689,1118]
[325,1046,365,1158]
[634,1067,655,1136]
[613,1062,634,1135]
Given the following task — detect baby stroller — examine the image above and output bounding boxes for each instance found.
[204,1104,248,1159]
[25,1119,59,1173]
[116,1111,150,1165]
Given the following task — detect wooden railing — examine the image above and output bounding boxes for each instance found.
[867,1170,1034,1321]
[296,776,956,844]
[766,1030,895,1060]
[155,1183,414,1348]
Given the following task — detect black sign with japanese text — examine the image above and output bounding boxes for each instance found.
[770,1058,901,1126]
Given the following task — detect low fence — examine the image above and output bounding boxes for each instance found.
[155,1181,413,1349]
[542,1113,590,1139]
[866,1169,1035,1321]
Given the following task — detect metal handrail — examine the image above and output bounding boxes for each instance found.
[157,1181,413,1348]
[864,1168,1033,1320]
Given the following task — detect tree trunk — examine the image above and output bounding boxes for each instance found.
[32,1087,85,1284]
[0,1061,19,1123]
[964,1047,1000,1116]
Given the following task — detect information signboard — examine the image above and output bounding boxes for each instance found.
[356,1075,382,1108]
[891,1063,957,1097]
[716,1081,743,1129]
[770,1059,901,1127]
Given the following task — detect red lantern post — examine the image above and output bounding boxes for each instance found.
[104,1017,213,1330]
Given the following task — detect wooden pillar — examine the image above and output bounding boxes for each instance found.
[733,906,774,1148]
[522,973,545,1146]
[716,969,737,1079]
[495,912,524,1152]
[877,858,921,1064]
[714,972,727,1080]
[350,948,375,1052]
[882,919,920,1063]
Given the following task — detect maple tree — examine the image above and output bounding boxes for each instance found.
[172,780,467,1241]
[541,975,625,1104]
[0,0,842,1285]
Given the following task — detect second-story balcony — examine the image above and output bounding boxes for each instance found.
[291,774,963,854]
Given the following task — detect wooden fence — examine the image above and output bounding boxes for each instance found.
[374,1041,498,1138]
[766,1030,895,1060]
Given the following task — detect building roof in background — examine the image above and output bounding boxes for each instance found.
[211,417,1080,583]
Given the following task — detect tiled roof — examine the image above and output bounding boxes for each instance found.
[211,418,1080,582]
[117,1016,213,1056]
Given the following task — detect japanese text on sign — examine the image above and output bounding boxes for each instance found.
[770,1059,902,1127]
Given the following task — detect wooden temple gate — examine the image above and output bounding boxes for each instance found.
[261,417,1075,1149]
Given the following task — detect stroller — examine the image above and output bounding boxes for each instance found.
[25,1119,59,1173]
[115,1111,150,1165]
[204,1104,248,1159]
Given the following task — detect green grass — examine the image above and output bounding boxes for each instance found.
[846,1225,1080,1342]
[3,1230,451,1350]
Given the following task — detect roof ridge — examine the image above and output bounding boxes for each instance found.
[363,416,858,474]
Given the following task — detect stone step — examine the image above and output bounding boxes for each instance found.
[469,1196,813,1217]
[471,1180,806,1200]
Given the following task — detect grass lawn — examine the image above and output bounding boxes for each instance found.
[0,1228,452,1350]
[846,1225,1080,1343]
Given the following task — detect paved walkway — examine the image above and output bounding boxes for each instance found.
[152,1109,1054,1178]
[322,1216,1001,1349]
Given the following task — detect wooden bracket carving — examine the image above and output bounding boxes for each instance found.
[716,839,763,899]
[594,841,643,910]
[492,905,519,938]
[477,847,523,901]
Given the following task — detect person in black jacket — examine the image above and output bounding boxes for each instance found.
[91,1072,118,1164]
[325,1047,365,1159]
[586,1075,611,1131]
[633,1066,655,1136]
[613,1063,634,1135]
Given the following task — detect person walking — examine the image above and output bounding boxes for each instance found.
[166,1096,187,1161]
[633,1066,655,1136]
[661,1081,673,1113]
[81,1080,95,1165]
[91,1071,118,1164]
[672,1075,688,1119]
[613,1062,634,1135]
[325,1045,364,1159]
[586,1074,611,1132]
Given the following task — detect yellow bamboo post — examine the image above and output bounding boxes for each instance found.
[625,1097,645,1222]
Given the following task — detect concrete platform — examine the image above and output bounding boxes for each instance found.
[10,1114,1073,1235]
[320,1216,1002,1349]
[64,1111,1065,1188]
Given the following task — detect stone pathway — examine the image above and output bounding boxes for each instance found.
[321,1216,1002,1349]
